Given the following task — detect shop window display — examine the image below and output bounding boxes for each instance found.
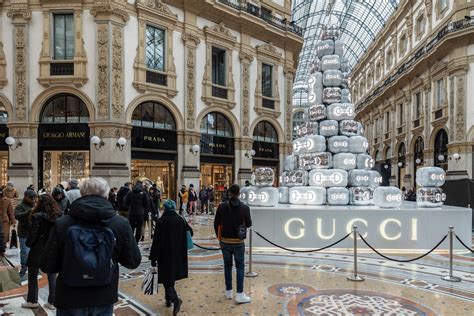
[43,151,89,190]
[200,164,232,203]
[131,160,175,200]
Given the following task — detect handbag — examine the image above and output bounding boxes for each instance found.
[0,256,21,292]
[141,267,158,295]
[9,229,18,249]
[181,216,194,250]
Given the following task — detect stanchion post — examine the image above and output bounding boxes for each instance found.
[347,225,365,282]
[245,228,258,277]
[442,226,461,282]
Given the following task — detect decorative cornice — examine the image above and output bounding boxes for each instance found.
[181,32,201,47]
[7,4,31,21]
[137,0,177,18]
[239,51,254,63]
[256,42,283,62]
[90,0,130,23]
[204,22,237,46]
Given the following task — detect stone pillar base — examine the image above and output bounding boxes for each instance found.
[237,168,252,186]
[8,163,35,192]
[90,163,130,189]
[181,165,200,188]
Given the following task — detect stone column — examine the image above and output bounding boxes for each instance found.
[89,1,130,187]
[236,138,253,186]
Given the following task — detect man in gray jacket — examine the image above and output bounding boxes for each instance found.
[65,179,81,204]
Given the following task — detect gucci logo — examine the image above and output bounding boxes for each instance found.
[343,158,356,165]
[430,174,445,181]
[334,107,354,116]
[248,191,268,202]
[330,193,347,200]
[321,125,337,131]
[386,194,402,202]
[291,191,315,201]
[333,141,348,148]
[356,176,369,181]
[308,76,317,103]
[313,172,343,184]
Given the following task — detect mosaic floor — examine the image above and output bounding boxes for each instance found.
[1,215,473,315]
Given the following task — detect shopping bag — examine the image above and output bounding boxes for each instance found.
[0,256,21,292]
[186,230,194,250]
[141,267,158,295]
[9,229,18,249]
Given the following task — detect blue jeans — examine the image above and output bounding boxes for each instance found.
[220,242,245,293]
[57,304,114,316]
[19,237,30,271]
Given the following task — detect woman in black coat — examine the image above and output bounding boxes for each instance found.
[22,194,61,310]
[149,199,193,315]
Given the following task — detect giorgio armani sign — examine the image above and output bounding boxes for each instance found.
[38,124,90,149]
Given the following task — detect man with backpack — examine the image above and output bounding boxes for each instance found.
[116,182,132,218]
[41,177,141,314]
[214,184,252,304]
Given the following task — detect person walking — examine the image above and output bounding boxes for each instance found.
[124,181,151,242]
[65,179,81,204]
[14,189,37,278]
[214,184,252,304]
[52,186,70,215]
[22,194,60,310]
[178,185,188,215]
[41,177,141,315]
[199,186,209,214]
[108,187,118,211]
[187,184,197,215]
[208,185,215,215]
[0,189,15,244]
[149,200,192,315]
[5,181,19,210]
[149,184,161,214]
[116,182,132,218]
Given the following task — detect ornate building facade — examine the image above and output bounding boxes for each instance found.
[0,0,303,201]
[352,0,474,189]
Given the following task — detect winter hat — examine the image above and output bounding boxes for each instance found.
[69,179,79,186]
[24,189,37,198]
[163,199,176,212]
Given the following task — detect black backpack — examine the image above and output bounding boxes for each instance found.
[62,220,117,287]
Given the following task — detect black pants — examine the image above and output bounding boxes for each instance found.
[129,215,144,243]
[164,281,178,303]
[27,266,56,304]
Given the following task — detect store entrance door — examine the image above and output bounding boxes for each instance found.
[200,163,233,204]
[42,151,90,189]
[131,157,176,201]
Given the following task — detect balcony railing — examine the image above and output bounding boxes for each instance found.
[217,0,303,37]
[212,85,228,99]
[357,17,474,111]
[50,62,74,76]
[146,70,167,86]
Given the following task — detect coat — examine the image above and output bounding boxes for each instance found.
[26,211,57,268]
[66,189,81,204]
[124,186,151,217]
[149,211,192,285]
[14,201,34,238]
[4,187,19,209]
[0,197,14,242]
[41,195,142,309]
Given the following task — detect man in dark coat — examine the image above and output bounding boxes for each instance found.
[41,177,141,314]
[14,189,37,277]
[124,181,151,242]
[150,200,192,315]
[116,182,132,218]
[214,184,252,304]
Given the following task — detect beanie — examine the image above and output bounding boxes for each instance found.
[163,199,176,212]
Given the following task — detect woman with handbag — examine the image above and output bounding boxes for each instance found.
[149,200,193,315]
[22,194,61,310]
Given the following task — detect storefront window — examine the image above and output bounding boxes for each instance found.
[132,101,175,130]
[200,112,233,138]
[40,94,89,123]
[253,121,278,143]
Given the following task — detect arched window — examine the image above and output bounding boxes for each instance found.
[292,111,305,140]
[253,121,278,143]
[384,146,392,160]
[414,136,424,160]
[132,101,176,130]
[398,143,406,158]
[0,105,7,124]
[200,112,233,137]
[40,94,89,123]
[434,129,448,169]
[375,150,382,162]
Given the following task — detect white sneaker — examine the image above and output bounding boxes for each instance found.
[225,290,233,300]
[44,303,56,310]
[235,292,251,304]
[21,302,39,309]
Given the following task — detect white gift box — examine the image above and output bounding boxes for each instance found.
[348,169,370,187]
[349,187,374,206]
[321,55,341,71]
[327,187,349,205]
[247,187,279,207]
[253,167,275,187]
[415,167,446,187]
[349,136,369,154]
[298,152,333,170]
[332,153,357,170]
[316,40,335,58]
[339,120,363,136]
[279,187,289,204]
[368,170,383,188]
[356,154,375,170]
[373,187,403,208]
[308,72,324,105]
[296,122,319,138]
[283,169,309,187]
[326,103,355,121]
[293,135,326,154]
[323,69,343,87]
[289,187,327,205]
[322,88,342,104]
[308,169,348,187]
[308,104,326,122]
[416,187,446,208]
[284,155,298,171]
[319,120,339,137]
[327,135,350,153]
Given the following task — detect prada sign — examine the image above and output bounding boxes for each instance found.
[38,124,90,149]
[253,141,279,159]
[200,134,234,156]
[131,126,177,151]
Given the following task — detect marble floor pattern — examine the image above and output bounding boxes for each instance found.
[1,214,473,315]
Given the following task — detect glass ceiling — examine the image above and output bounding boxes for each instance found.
[292,0,400,107]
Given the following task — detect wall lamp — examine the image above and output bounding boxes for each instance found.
[415,158,423,165]
[90,135,104,150]
[189,144,200,156]
[397,162,404,167]
[5,136,22,151]
[116,137,127,151]
[245,149,256,159]
[452,153,461,162]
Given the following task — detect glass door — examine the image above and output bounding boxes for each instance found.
[131,159,176,201]
[43,151,90,191]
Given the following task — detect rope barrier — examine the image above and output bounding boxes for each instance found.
[455,234,474,253]
[358,233,447,263]
[254,231,351,253]
[193,243,221,251]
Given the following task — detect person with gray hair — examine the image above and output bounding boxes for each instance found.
[65,178,81,204]
[41,177,141,314]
